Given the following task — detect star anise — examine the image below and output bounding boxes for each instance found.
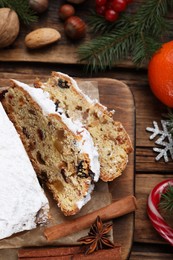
[77,216,115,254]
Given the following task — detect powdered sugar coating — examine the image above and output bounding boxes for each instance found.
[12,79,100,183]
[12,79,100,210]
[76,184,95,210]
[56,72,107,111]
[0,103,49,239]
[57,72,94,104]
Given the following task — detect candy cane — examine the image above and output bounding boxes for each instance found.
[147,179,173,246]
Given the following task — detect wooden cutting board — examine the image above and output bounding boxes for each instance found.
[0,74,135,260]
[97,78,135,259]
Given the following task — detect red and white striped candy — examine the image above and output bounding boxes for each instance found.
[147,179,173,246]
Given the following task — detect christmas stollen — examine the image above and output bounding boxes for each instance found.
[35,71,133,182]
[0,102,49,239]
[1,79,100,216]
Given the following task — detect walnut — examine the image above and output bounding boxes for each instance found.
[0,8,20,48]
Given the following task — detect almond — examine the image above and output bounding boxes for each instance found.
[25,28,61,49]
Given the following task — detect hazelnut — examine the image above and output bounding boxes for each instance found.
[58,4,75,21]
[64,16,86,40]
[29,0,49,13]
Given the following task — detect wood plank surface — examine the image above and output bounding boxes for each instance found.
[130,252,173,260]
[135,174,173,244]
[0,2,172,260]
[0,69,135,260]
[0,0,171,67]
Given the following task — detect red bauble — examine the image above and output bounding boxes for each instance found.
[106,0,114,10]
[96,0,107,6]
[96,5,106,15]
[105,9,119,22]
[112,0,127,12]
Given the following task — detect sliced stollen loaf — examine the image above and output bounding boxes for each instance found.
[1,80,100,216]
[37,71,133,182]
[0,102,49,239]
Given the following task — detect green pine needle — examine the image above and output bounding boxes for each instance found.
[79,29,133,73]
[159,184,173,213]
[78,0,173,73]
[0,0,37,25]
[131,36,162,66]
[163,109,173,137]
[86,11,128,34]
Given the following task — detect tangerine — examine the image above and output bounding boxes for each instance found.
[148,41,173,108]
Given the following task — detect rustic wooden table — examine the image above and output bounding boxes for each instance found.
[1,0,173,259]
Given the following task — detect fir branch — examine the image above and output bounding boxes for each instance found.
[169,1,173,8]
[163,108,173,136]
[78,0,173,73]
[159,184,173,213]
[79,28,134,72]
[87,11,128,34]
[132,35,162,66]
[0,0,37,25]
[133,0,172,36]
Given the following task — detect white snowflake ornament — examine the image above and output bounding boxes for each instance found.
[146,120,173,162]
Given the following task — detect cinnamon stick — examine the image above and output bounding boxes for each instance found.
[18,257,70,260]
[73,247,121,260]
[44,195,137,241]
[18,246,121,260]
[18,246,82,258]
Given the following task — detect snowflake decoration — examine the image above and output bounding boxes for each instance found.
[146,120,173,162]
